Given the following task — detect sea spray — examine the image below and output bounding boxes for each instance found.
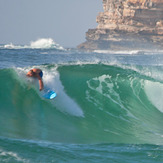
[1,38,64,50]
[30,38,64,50]
[41,67,84,117]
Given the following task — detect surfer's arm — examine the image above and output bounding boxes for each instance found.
[39,79,44,91]
[37,75,44,91]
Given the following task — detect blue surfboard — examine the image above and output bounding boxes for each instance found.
[42,87,57,99]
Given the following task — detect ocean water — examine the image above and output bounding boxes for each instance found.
[0,39,163,162]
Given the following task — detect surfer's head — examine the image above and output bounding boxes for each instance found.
[26,70,34,77]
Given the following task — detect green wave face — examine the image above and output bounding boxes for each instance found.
[0,64,163,145]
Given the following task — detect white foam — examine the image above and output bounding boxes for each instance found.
[42,67,84,117]
[0,148,28,163]
[30,38,64,50]
[144,80,163,113]
[86,74,136,119]
[4,43,15,49]
[3,43,22,49]
[87,75,122,107]
[94,49,140,55]
[2,38,65,50]
[15,66,84,117]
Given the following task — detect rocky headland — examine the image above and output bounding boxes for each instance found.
[78,0,163,50]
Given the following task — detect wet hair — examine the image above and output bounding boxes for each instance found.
[29,70,34,75]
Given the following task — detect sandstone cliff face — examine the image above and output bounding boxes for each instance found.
[78,0,163,50]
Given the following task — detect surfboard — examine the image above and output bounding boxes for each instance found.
[42,87,57,99]
[25,76,56,99]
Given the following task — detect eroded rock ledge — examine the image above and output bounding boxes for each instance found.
[78,0,163,50]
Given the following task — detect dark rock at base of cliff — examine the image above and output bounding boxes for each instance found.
[78,30,163,51]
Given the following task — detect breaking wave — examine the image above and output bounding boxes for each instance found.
[0,63,163,145]
[0,38,64,50]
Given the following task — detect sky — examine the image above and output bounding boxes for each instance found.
[0,0,103,48]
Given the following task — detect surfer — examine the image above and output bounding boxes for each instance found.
[26,68,44,91]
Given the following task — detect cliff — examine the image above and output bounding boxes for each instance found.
[78,0,163,50]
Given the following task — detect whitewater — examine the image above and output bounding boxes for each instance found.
[0,38,163,162]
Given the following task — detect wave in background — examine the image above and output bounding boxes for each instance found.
[0,63,163,145]
[0,38,64,50]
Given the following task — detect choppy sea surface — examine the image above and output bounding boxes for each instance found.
[0,39,163,162]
